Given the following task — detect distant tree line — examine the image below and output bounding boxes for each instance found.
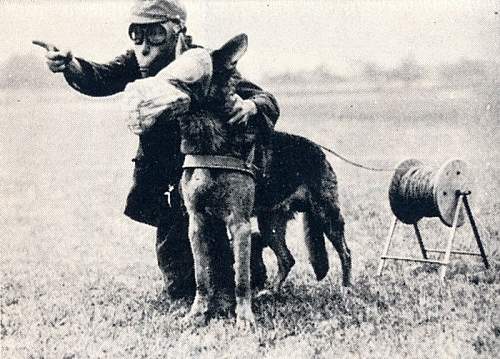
[263,56,498,86]
[362,56,426,83]
[262,64,345,85]
[0,53,498,89]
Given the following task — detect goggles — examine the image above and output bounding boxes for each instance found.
[128,22,174,46]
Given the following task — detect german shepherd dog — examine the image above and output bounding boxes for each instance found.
[253,132,352,291]
[179,35,259,328]
[179,34,351,327]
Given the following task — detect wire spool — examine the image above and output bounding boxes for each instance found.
[389,159,474,227]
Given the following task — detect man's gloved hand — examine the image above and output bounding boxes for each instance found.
[228,94,258,126]
[32,40,76,73]
[124,77,191,135]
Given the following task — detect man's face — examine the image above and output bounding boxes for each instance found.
[129,22,178,78]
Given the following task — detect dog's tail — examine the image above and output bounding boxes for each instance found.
[303,211,329,280]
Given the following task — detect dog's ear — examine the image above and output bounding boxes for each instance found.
[212,33,248,71]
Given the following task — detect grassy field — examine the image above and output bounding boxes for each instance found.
[1,82,498,358]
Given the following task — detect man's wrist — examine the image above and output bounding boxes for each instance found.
[65,58,83,75]
[246,99,258,116]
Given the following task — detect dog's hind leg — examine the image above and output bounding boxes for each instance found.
[322,207,352,287]
[226,214,255,329]
[303,211,330,281]
[258,211,295,292]
[183,213,214,325]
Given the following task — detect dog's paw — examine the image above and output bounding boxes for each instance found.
[236,313,256,331]
[181,295,210,327]
[235,301,256,331]
[181,311,207,328]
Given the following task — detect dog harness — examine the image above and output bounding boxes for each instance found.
[182,154,257,179]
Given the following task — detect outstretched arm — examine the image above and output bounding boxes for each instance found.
[63,52,140,97]
[33,40,140,97]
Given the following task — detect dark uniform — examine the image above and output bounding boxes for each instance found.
[63,49,279,298]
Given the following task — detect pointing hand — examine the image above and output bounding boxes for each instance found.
[32,40,74,73]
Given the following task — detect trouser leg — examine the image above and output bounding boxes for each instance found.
[156,211,196,299]
[250,232,267,290]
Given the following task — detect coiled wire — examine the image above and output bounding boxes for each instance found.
[389,160,440,224]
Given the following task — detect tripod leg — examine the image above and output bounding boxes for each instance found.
[439,196,463,282]
[414,222,428,259]
[462,195,490,269]
[378,216,398,276]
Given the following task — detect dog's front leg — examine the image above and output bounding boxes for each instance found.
[227,215,255,329]
[183,213,213,326]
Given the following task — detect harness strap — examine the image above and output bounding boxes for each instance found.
[183,154,256,179]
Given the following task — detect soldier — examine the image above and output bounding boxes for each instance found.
[36,0,279,300]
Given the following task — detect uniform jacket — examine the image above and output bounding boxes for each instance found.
[63,49,280,226]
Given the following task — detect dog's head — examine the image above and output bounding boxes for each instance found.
[179,34,250,156]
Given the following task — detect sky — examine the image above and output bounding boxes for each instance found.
[0,0,498,79]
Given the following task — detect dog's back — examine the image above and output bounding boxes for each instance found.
[256,131,339,215]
